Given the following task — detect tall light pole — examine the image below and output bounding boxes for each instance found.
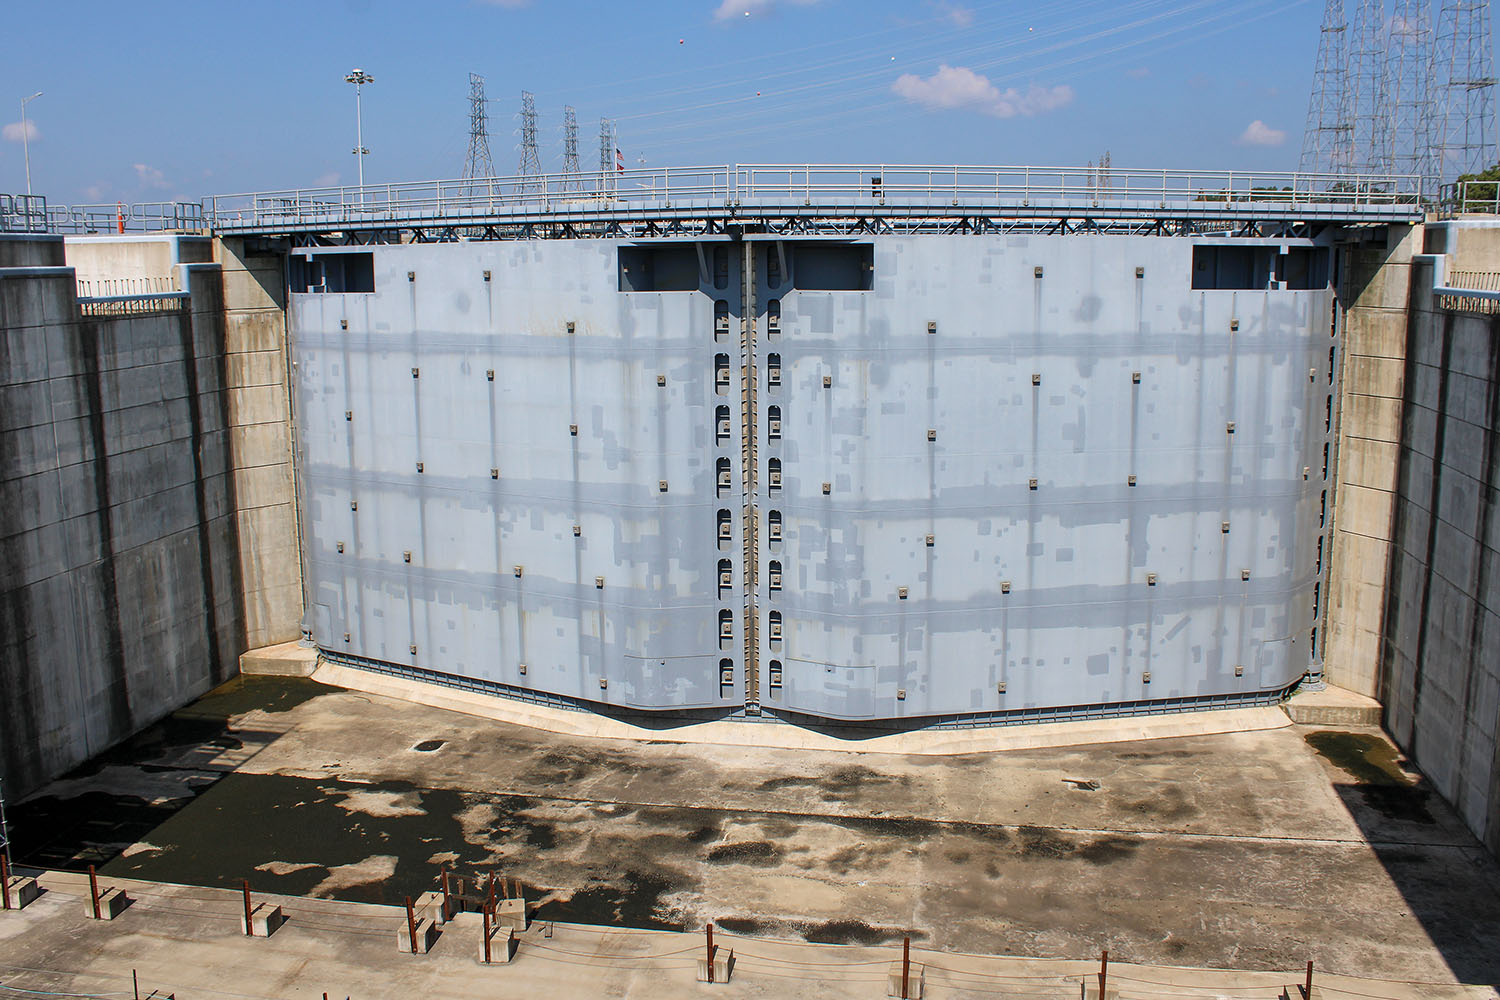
[20,91,41,198]
[344,69,372,202]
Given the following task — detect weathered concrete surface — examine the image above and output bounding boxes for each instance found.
[1284,684,1383,725]
[64,235,212,291]
[215,236,301,650]
[1379,254,1500,857]
[1325,224,1419,698]
[6,874,1493,1000]
[1,871,1494,1000]
[239,640,317,677]
[8,676,1499,984]
[0,239,245,797]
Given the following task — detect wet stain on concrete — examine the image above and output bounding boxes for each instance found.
[802,919,918,946]
[1115,785,1197,822]
[705,841,780,866]
[1013,826,1141,864]
[534,871,685,931]
[1304,731,1435,824]
[712,914,922,946]
[758,765,911,797]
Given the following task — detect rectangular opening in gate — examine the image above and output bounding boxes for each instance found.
[1278,247,1330,289]
[790,243,873,291]
[1190,245,1276,290]
[618,246,700,291]
[291,252,375,293]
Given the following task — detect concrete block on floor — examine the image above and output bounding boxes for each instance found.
[1284,685,1383,726]
[397,915,439,954]
[416,890,447,925]
[3,876,41,910]
[239,640,318,677]
[886,961,923,998]
[87,886,129,920]
[239,902,285,937]
[696,946,733,984]
[495,896,527,931]
[479,925,516,965]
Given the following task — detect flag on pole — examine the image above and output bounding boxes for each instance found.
[616,147,625,173]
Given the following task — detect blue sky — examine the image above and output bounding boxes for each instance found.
[2,0,1336,204]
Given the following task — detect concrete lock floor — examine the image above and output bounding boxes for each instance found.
[7,675,1500,988]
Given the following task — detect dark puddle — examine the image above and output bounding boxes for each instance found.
[1304,730,1435,824]
[7,676,332,870]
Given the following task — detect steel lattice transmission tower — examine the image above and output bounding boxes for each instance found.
[598,117,615,196]
[562,105,581,191]
[1300,0,1355,177]
[1432,0,1498,181]
[1388,0,1441,191]
[1350,0,1393,174]
[517,90,542,193]
[462,73,494,191]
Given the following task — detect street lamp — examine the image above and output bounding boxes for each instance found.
[20,91,41,198]
[344,68,373,201]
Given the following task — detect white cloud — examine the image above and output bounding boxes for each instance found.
[1125,67,1150,80]
[313,171,341,187]
[932,1,974,27]
[1236,119,1287,147]
[892,65,1073,119]
[2,120,39,143]
[713,0,818,21]
[133,163,169,189]
[84,183,111,200]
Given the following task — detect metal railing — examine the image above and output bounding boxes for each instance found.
[733,163,1424,207]
[205,165,736,230]
[0,193,47,233]
[1441,178,1500,215]
[45,201,205,234]
[204,163,1425,232]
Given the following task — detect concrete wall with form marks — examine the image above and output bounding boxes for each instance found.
[291,232,1337,724]
[1380,240,1500,857]
[0,234,246,796]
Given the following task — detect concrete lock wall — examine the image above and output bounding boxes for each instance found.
[1379,247,1500,856]
[0,234,245,796]
[290,234,1336,722]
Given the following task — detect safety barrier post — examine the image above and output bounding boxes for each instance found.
[88,865,101,920]
[902,936,911,999]
[1,853,10,910]
[405,896,417,955]
[706,922,715,983]
[242,880,253,936]
[1100,950,1109,999]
